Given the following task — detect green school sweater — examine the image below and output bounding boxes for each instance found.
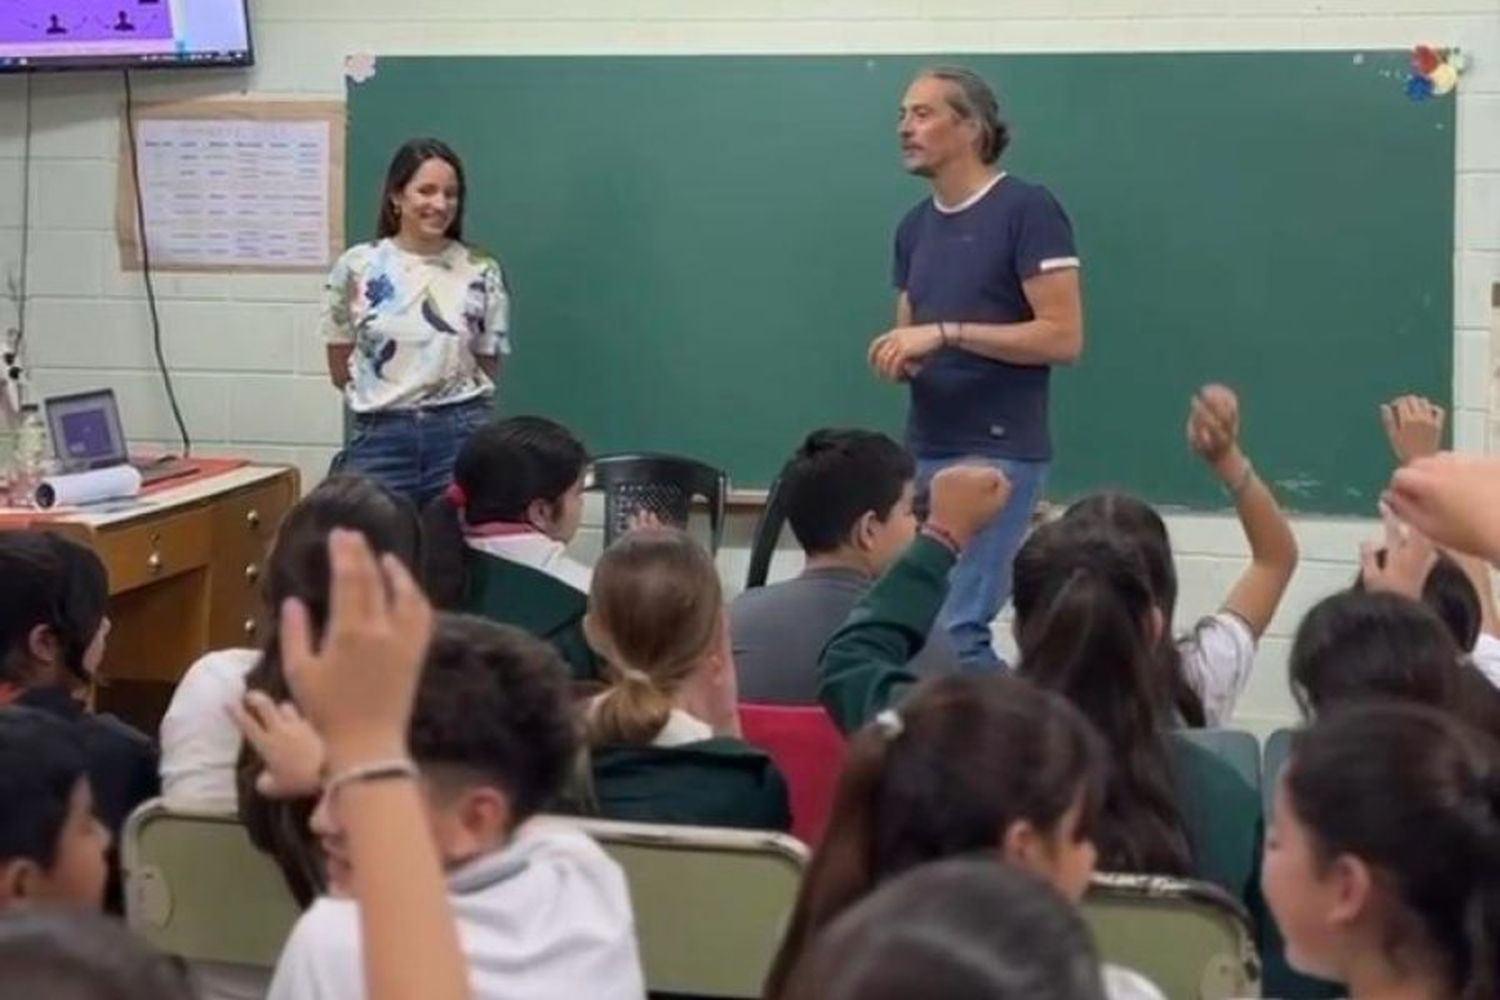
[818,533,954,732]
[462,550,602,682]
[589,739,792,833]
[818,535,1261,898]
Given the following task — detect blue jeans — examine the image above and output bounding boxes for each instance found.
[331,396,492,510]
[916,454,1048,674]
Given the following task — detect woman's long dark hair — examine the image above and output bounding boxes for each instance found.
[1013,518,1194,877]
[764,675,1106,999]
[1287,703,1500,1000]
[422,416,588,610]
[236,475,421,905]
[1065,492,1206,727]
[374,138,466,242]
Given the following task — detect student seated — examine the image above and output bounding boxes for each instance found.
[819,467,1196,879]
[1263,702,1500,999]
[766,673,1161,1000]
[1374,392,1500,686]
[263,615,643,1000]
[161,475,421,814]
[1289,588,1500,737]
[424,416,598,680]
[730,428,958,703]
[0,908,194,999]
[0,532,155,910]
[158,475,420,905]
[0,706,110,912]
[582,529,790,831]
[780,860,1114,1000]
[1065,384,1298,727]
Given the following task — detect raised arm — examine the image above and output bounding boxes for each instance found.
[1190,384,1299,638]
[820,466,1010,731]
[1381,394,1499,637]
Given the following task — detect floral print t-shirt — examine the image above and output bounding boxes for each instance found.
[321,238,510,413]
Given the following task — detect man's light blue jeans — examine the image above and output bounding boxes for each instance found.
[916,454,1048,673]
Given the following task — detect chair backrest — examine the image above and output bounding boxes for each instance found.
[1262,727,1296,820]
[1083,872,1262,1000]
[588,453,728,553]
[558,816,807,998]
[738,703,847,846]
[1166,731,1263,902]
[1176,728,1263,792]
[744,476,788,590]
[122,799,300,967]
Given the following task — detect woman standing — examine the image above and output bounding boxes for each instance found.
[323,138,509,508]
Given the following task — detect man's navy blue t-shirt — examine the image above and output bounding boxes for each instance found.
[892,174,1079,461]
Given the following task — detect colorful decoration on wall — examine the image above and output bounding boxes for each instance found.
[1407,44,1465,100]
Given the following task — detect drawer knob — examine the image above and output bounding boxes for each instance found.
[243,617,257,637]
[147,552,163,575]
[244,563,260,583]
[246,509,261,529]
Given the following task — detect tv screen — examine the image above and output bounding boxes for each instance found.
[0,0,252,72]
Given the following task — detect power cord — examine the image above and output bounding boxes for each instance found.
[121,69,191,456]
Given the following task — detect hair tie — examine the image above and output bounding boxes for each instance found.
[875,708,904,741]
[444,482,468,508]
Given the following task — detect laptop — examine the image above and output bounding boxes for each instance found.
[43,388,198,486]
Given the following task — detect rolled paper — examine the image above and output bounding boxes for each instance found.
[34,465,143,510]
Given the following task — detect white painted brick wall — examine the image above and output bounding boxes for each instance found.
[1,0,1496,732]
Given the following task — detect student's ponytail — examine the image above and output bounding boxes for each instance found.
[421,489,469,610]
[1013,519,1192,876]
[764,719,900,1000]
[766,675,1106,1000]
[584,529,722,748]
[589,665,678,747]
[1287,703,1500,1000]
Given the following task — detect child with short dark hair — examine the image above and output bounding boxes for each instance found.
[0,531,154,910]
[257,614,642,1000]
[0,706,110,911]
[0,908,194,999]
[730,428,958,703]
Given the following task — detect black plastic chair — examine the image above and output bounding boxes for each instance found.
[743,476,788,591]
[588,453,728,553]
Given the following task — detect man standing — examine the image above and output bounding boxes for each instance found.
[870,66,1084,670]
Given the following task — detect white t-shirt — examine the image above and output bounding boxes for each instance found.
[158,647,260,810]
[267,820,644,1000]
[465,531,591,593]
[322,238,509,413]
[1176,612,1258,727]
[1472,633,1500,689]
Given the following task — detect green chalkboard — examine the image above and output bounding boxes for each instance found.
[347,53,1454,513]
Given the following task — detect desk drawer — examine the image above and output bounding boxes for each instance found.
[93,508,213,595]
[209,473,297,648]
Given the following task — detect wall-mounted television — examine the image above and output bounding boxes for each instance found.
[0,0,252,73]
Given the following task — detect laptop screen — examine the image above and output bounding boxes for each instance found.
[44,390,127,470]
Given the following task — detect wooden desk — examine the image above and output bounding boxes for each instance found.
[1,465,299,733]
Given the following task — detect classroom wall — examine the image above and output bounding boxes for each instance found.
[1,0,1497,734]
